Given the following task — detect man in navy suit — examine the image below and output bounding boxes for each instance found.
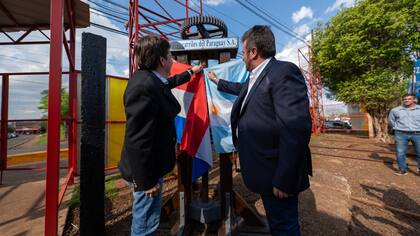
[208,25,312,235]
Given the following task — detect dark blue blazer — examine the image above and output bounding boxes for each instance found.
[217,58,312,195]
[119,70,191,191]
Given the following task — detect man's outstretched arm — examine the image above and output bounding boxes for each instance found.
[208,71,244,96]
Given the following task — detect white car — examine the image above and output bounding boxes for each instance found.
[7,132,17,139]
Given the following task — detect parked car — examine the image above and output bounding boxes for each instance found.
[7,132,18,139]
[325,121,352,129]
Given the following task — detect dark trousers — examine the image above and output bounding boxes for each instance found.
[261,195,300,236]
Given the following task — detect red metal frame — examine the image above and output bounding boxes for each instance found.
[0,1,69,46]
[67,0,77,185]
[0,0,78,234]
[44,0,65,234]
[6,167,68,171]
[0,72,69,76]
[0,22,64,46]
[128,0,203,76]
[1,0,206,234]
[298,45,324,135]
[1,75,9,174]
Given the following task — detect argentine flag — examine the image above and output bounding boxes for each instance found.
[204,60,249,153]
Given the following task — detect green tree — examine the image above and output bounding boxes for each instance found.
[312,0,420,141]
[38,88,69,138]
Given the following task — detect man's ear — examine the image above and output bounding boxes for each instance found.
[250,48,258,60]
[159,56,165,66]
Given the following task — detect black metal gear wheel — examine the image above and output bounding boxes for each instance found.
[181,15,228,39]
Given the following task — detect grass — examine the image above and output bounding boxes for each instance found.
[69,173,122,208]
[105,173,121,199]
[36,134,47,146]
[36,125,67,146]
[69,185,81,208]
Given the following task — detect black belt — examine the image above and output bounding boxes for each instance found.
[395,130,420,134]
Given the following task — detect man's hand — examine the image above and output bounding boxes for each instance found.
[144,183,160,198]
[191,64,203,74]
[273,187,289,199]
[207,71,219,85]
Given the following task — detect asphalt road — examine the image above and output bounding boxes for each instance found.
[7,134,68,155]
[7,134,36,149]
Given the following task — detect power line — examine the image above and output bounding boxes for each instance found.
[103,0,128,11]
[90,22,128,36]
[94,1,244,58]
[90,11,126,26]
[10,78,49,86]
[90,13,181,39]
[90,20,180,40]
[198,1,284,49]
[0,54,47,65]
[87,0,127,16]
[90,7,127,24]
[202,1,248,30]
[89,2,178,37]
[189,0,241,38]
[233,0,308,45]
[102,0,181,35]
[244,0,297,35]
[89,1,182,42]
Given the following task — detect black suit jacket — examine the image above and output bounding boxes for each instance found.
[217,58,312,195]
[119,70,191,191]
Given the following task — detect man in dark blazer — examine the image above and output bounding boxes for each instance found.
[208,25,312,235]
[118,35,202,235]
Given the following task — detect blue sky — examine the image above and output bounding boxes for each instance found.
[0,0,354,119]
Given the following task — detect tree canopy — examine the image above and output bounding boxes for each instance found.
[38,88,69,118]
[38,88,69,136]
[312,0,419,139]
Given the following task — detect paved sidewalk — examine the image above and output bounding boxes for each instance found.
[0,161,72,236]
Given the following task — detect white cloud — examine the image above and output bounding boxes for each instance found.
[292,6,313,23]
[275,34,345,111]
[325,0,356,13]
[294,24,310,36]
[202,0,231,6]
[0,12,129,119]
[123,69,130,76]
[275,34,311,65]
[75,13,129,76]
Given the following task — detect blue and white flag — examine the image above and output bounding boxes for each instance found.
[204,60,249,153]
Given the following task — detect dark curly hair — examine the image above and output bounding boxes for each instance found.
[242,25,276,59]
[135,36,170,70]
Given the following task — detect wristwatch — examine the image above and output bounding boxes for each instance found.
[188,68,194,76]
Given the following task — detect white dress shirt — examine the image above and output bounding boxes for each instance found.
[152,70,169,84]
[240,57,272,112]
[152,69,193,85]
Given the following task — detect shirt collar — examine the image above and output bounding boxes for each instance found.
[152,70,168,84]
[399,105,420,110]
[249,57,272,80]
